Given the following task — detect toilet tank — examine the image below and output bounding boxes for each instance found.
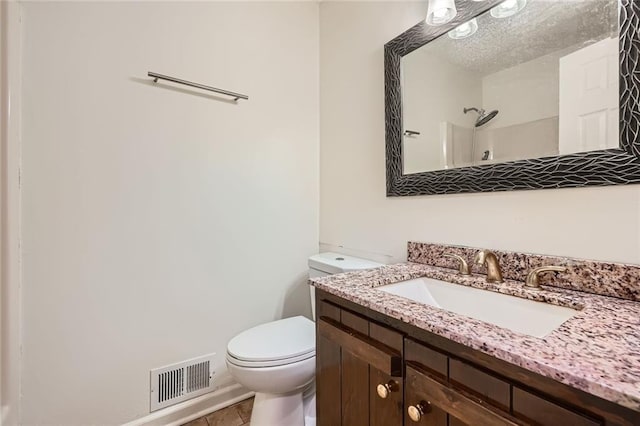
[308,252,383,319]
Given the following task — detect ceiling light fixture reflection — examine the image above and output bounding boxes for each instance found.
[490,0,527,18]
[448,18,479,39]
[426,0,457,26]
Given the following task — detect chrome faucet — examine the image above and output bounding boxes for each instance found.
[525,266,567,289]
[474,249,504,283]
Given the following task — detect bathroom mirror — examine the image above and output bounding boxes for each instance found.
[385,0,640,195]
[402,0,618,173]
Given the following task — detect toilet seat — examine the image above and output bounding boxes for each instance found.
[226,316,315,368]
[226,350,315,368]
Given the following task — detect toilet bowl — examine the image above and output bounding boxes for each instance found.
[226,316,315,426]
[226,253,383,426]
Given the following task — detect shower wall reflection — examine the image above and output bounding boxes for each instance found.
[401,0,618,174]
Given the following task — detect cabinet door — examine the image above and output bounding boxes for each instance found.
[371,367,403,426]
[341,311,370,426]
[448,417,468,426]
[316,302,404,426]
[404,372,448,426]
[316,302,342,426]
[370,321,404,426]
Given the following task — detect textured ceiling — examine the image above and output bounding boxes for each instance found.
[408,0,618,75]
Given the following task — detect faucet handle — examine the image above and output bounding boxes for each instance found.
[525,266,567,289]
[443,254,470,275]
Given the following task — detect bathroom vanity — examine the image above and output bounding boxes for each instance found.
[311,243,640,426]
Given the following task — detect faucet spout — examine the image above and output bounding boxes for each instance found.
[474,249,504,283]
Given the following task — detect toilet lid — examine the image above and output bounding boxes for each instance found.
[227,316,315,363]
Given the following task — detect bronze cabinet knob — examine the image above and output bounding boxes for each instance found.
[407,401,431,422]
[376,380,399,399]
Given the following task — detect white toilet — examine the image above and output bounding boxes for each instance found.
[225,252,383,426]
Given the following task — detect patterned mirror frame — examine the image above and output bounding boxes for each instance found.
[385,0,640,196]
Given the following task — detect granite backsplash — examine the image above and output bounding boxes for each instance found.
[407,241,640,301]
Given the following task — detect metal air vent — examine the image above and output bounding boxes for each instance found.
[150,353,216,411]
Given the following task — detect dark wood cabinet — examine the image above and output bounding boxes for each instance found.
[316,299,404,426]
[316,289,640,426]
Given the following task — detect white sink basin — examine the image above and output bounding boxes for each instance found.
[378,277,578,338]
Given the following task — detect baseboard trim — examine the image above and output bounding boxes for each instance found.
[122,383,254,426]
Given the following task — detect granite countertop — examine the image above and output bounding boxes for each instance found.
[309,262,640,411]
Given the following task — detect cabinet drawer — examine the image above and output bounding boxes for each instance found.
[513,387,602,426]
[317,299,341,322]
[341,309,368,334]
[405,365,521,426]
[450,358,510,411]
[370,321,403,353]
[405,339,448,379]
[318,317,402,377]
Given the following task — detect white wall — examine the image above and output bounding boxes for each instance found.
[402,51,481,173]
[319,2,640,265]
[482,50,561,129]
[20,2,318,425]
[473,48,567,163]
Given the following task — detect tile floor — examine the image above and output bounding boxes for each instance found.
[182,398,253,426]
